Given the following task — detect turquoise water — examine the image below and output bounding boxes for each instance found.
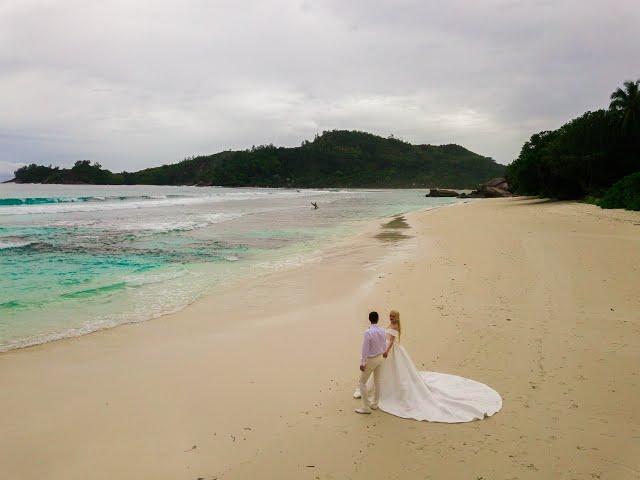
[0,185,458,351]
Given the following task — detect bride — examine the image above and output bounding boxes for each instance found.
[355,310,502,423]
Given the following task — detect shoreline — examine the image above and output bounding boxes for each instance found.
[0,200,445,354]
[2,198,639,479]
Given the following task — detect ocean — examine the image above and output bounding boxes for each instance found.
[0,184,458,351]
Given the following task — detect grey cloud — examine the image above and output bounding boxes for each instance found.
[0,0,638,173]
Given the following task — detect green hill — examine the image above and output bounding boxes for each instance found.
[13,130,504,188]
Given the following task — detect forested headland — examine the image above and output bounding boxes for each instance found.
[10,130,503,189]
[506,79,640,210]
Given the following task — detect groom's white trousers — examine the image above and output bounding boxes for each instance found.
[359,354,383,410]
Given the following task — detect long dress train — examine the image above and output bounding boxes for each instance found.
[360,329,502,423]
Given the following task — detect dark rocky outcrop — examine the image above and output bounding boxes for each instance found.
[457,177,512,198]
[483,177,510,190]
[427,188,460,197]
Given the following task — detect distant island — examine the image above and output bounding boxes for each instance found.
[10,130,504,188]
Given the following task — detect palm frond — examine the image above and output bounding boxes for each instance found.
[609,88,627,110]
[623,80,638,94]
[610,87,627,101]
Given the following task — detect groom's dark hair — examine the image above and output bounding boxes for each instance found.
[369,311,379,323]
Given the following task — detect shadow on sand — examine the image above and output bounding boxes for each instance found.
[501,196,573,207]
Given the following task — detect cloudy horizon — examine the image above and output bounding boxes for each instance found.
[1,0,638,180]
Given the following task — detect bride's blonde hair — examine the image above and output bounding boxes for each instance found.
[390,310,401,339]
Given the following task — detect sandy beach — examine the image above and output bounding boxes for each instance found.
[2,198,639,479]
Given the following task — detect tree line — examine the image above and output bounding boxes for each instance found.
[13,130,505,189]
[506,80,640,210]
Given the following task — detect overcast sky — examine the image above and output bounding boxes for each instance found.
[1,0,638,179]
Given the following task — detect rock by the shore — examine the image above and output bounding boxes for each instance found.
[483,177,510,190]
[477,185,512,197]
[458,177,512,198]
[427,188,459,197]
[426,178,512,199]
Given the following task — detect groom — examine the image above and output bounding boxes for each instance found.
[355,311,387,414]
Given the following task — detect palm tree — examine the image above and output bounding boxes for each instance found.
[609,79,640,132]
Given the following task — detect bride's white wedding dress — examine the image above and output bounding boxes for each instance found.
[360,329,502,422]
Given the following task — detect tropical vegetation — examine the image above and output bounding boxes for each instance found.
[598,172,640,211]
[12,130,504,188]
[506,79,640,209]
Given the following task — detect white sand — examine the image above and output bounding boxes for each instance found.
[1,198,639,479]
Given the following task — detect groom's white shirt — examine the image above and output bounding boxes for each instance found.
[361,324,387,366]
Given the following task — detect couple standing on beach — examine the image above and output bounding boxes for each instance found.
[354,310,503,422]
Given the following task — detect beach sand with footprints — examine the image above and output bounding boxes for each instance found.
[2,198,639,479]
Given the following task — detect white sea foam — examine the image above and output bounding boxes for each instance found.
[123,268,189,287]
[0,268,205,352]
[0,298,195,352]
[114,212,244,232]
[0,239,33,250]
[0,190,331,215]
